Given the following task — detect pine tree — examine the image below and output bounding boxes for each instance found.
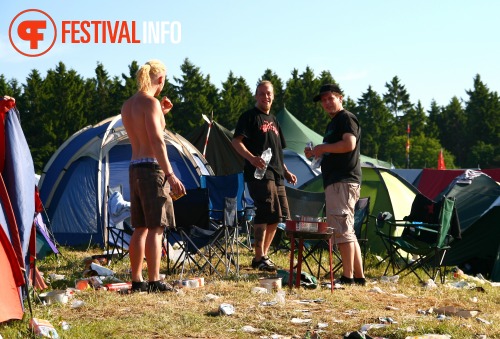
[219,71,253,129]
[440,97,467,167]
[404,100,427,137]
[284,67,324,133]
[43,62,87,150]
[426,100,441,139]
[20,70,48,172]
[464,74,500,167]
[172,58,219,135]
[356,86,395,161]
[383,76,412,119]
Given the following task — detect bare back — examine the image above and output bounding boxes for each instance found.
[121,92,167,166]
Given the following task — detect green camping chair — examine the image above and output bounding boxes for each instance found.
[374,195,456,283]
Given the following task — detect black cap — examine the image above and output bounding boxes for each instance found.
[313,84,343,102]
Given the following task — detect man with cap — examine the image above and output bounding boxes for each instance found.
[304,84,365,286]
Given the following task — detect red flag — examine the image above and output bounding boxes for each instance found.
[438,148,446,170]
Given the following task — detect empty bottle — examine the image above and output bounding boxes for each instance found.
[306,141,322,169]
[254,147,272,179]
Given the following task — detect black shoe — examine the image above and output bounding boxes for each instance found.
[262,255,277,267]
[251,257,276,271]
[131,281,148,293]
[354,277,366,286]
[335,276,354,285]
[148,280,175,293]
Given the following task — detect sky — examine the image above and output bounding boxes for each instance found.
[2,0,500,110]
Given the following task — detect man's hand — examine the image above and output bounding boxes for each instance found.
[284,170,297,185]
[160,96,173,114]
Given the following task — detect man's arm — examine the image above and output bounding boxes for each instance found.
[283,164,297,185]
[231,135,266,170]
[145,97,185,195]
[314,133,356,156]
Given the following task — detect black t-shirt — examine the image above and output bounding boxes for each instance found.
[233,107,287,184]
[321,109,362,187]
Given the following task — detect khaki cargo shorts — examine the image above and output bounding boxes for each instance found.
[325,182,360,244]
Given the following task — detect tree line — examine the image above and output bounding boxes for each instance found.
[1,58,499,173]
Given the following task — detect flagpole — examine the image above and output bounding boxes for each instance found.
[406,123,410,169]
[202,112,213,158]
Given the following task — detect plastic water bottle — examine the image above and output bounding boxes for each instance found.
[306,141,322,169]
[275,289,286,304]
[254,147,272,179]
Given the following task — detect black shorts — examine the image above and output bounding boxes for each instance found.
[247,180,289,225]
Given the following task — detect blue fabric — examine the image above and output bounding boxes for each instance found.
[200,173,245,221]
[4,110,35,268]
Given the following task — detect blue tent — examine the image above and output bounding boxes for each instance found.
[39,115,214,247]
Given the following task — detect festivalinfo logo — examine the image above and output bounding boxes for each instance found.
[9,9,182,57]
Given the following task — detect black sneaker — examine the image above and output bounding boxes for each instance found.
[251,257,276,271]
[262,256,276,267]
[131,281,148,293]
[335,276,354,285]
[354,277,366,286]
[148,280,175,293]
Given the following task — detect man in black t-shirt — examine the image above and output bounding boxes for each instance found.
[304,84,366,286]
[232,81,297,271]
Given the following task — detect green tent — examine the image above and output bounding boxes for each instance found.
[276,107,394,169]
[299,167,418,253]
[435,173,500,281]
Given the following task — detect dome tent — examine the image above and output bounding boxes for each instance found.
[39,114,213,247]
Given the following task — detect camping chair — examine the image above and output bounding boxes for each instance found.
[299,197,370,279]
[271,186,325,254]
[200,173,247,276]
[354,197,370,271]
[106,185,133,262]
[374,195,456,283]
[372,193,442,275]
[165,188,228,279]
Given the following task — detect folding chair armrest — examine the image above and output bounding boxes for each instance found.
[393,222,441,234]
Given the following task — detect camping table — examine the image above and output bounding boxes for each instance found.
[285,229,336,292]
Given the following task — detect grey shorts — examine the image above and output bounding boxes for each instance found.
[247,180,289,225]
[325,182,360,244]
[129,163,175,229]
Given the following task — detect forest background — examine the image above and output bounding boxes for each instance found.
[1,58,499,173]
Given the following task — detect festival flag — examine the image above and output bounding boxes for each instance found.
[438,148,446,170]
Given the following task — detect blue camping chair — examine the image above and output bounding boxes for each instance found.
[200,173,249,276]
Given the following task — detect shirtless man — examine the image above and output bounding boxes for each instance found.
[121,60,186,292]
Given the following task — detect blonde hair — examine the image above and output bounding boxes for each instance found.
[136,60,166,92]
[255,80,274,95]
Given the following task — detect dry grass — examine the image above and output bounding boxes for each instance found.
[1,246,499,339]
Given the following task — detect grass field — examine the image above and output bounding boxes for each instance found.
[1,245,498,339]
